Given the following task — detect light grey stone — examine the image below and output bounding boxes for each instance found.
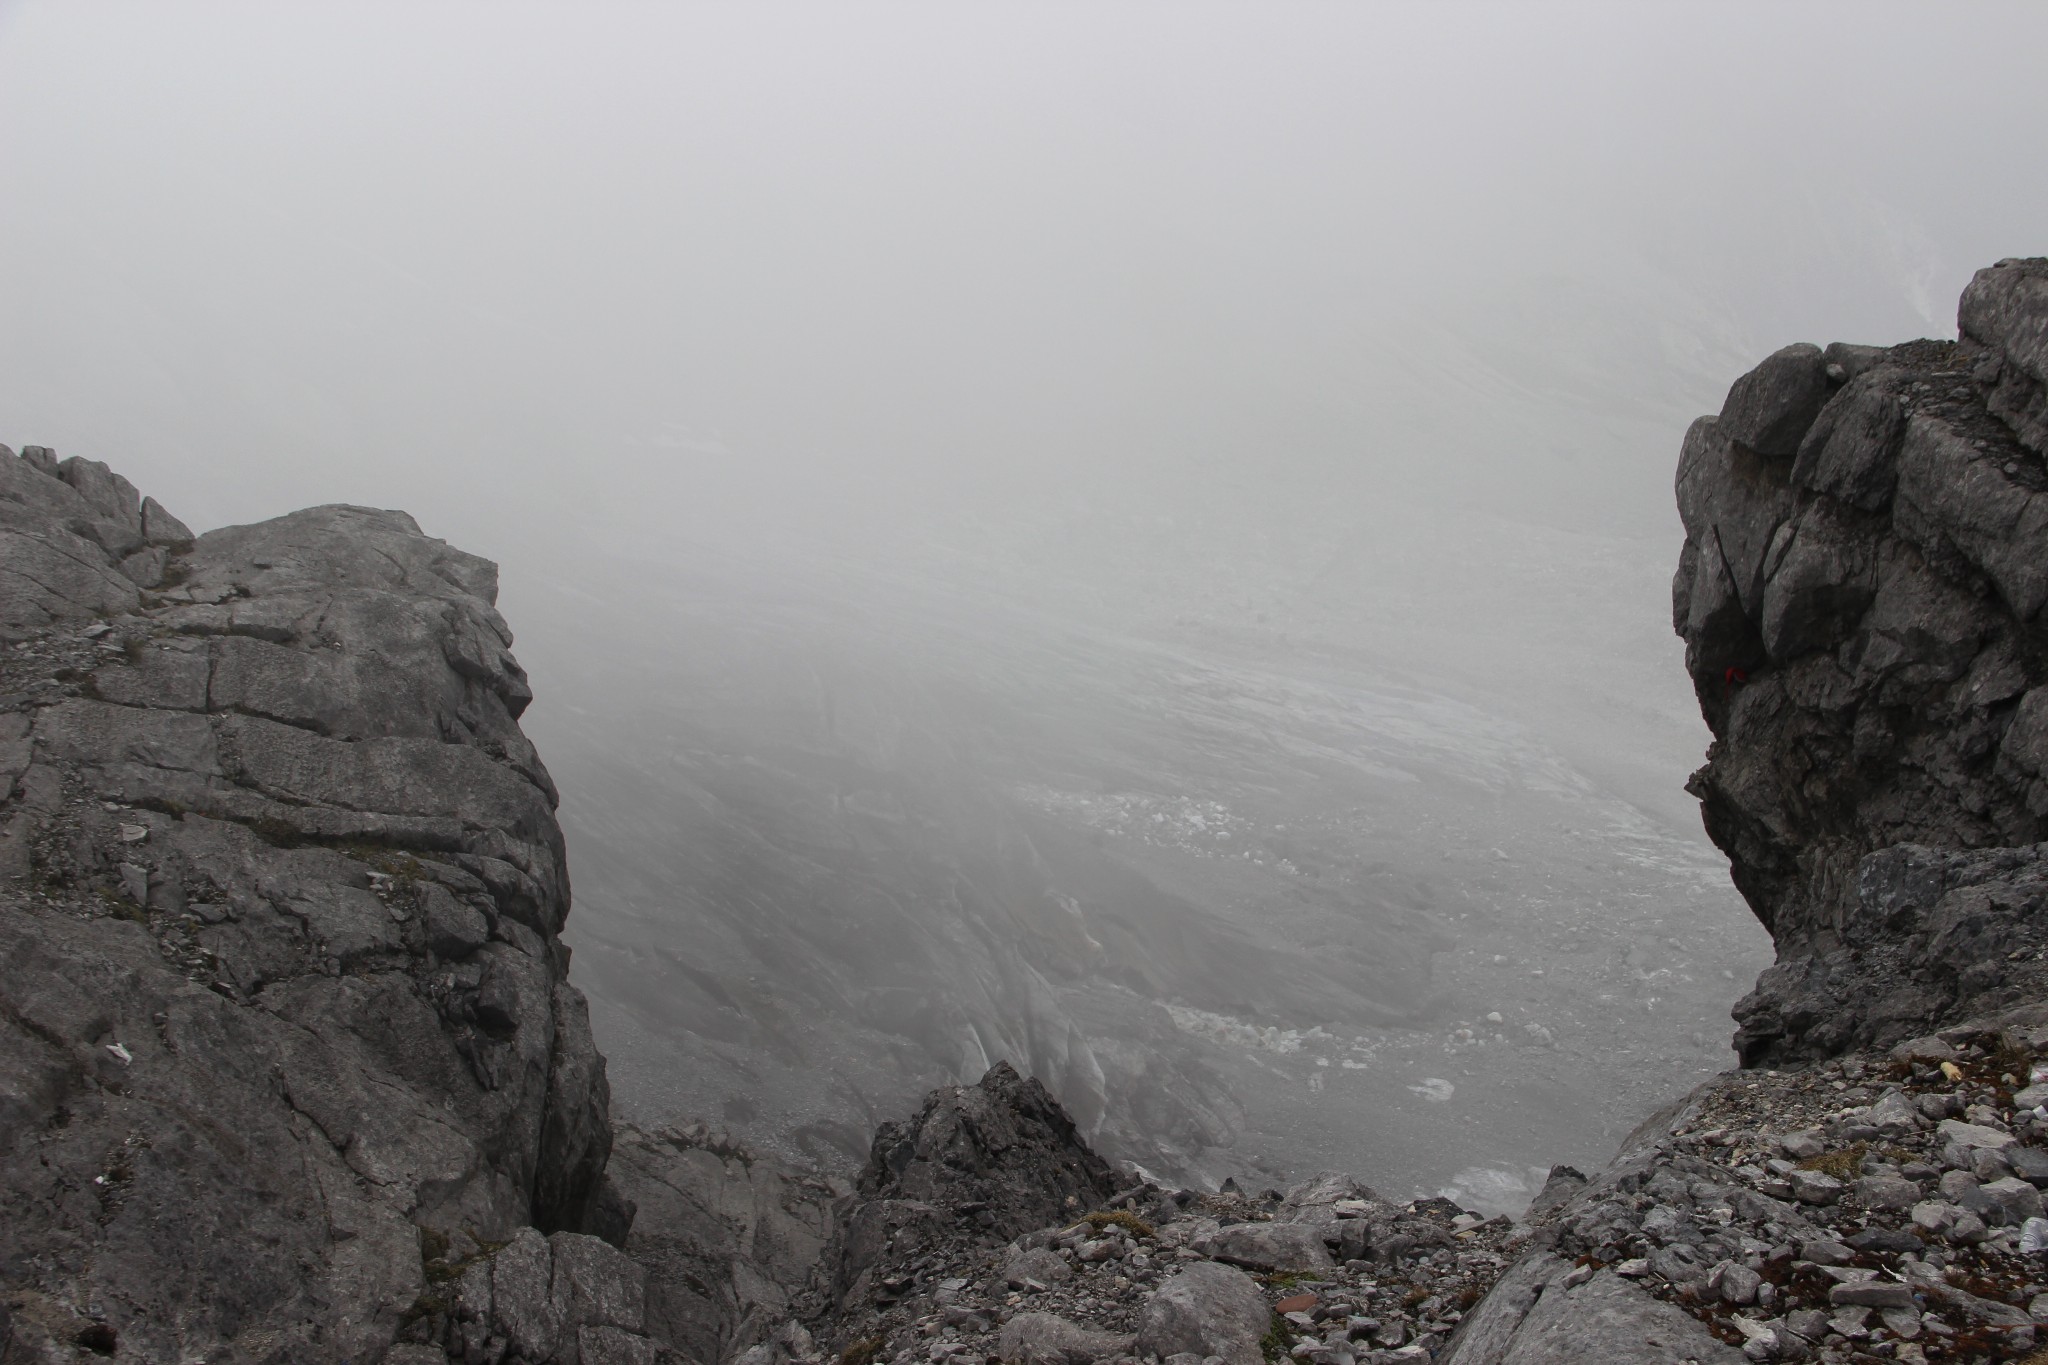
[998,1311,1135,1365]
[1853,1175,1921,1211]
[1134,1262,1272,1365]
[1193,1221,1334,1272]
[1939,1119,2016,1152]
[1005,1245,1073,1288]
[1490,1268,1745,1364]
[492,1228,562,1362]
[1983,1176,2045,1226]
[551,1229,648,1335]
[1789,1170,1842,1205]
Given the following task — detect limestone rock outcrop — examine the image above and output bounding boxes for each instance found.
[1671,257,2048,1064]
[0,447,619,1363]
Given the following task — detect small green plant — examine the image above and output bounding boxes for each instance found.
[1796,1143,1866,1179]
[1259,1313,1291,1364]
[839,1337,885,1365]
[101,890,149,926]
[248,816,304,848]
[1077,1210,1154,1238]
[1795,1141,1914,1179]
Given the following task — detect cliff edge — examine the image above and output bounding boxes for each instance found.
[1432,259,2048,1363]
[1671,256,2048,1065]
[0,450,621,1362]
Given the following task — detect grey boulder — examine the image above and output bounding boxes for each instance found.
[1134,1261,1272,1365]
[1444,1266,1743,1365]
[1717,341,1833,457]
[1004,1245,1074,1287]
[1193,1221,1334,1272]
[997,1311,1135,1365]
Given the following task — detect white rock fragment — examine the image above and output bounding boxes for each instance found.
[1937,1118,2016,1150]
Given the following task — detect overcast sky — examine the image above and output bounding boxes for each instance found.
[2,1,2044,787]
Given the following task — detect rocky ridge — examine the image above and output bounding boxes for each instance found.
[1422,259,2048,1361]
[1671,257,2048,1065]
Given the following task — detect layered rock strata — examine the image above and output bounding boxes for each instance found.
[0,448,622,1362]
[776,1063,1531,1365]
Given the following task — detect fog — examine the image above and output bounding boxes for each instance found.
[4,1,2044,1207]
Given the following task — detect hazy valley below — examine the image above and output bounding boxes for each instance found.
[7,9,2048,1362]
[524,487,1773,1215]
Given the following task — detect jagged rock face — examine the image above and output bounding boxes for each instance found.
[1672,259,2048,1064]
[603,1121,845,1365]
[0,448,611,1363]
[818,1062,1119,1323]
[856,1061,1119,1242]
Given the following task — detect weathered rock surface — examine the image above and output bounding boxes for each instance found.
[996,1311,1134,1365]
[857,1061,1120,1240]
[1130,1262,1269,1365]
[448,1225,670,1365]
[0,447,617,1362]
[1189,1220,1335,1272]
[1441,1020,2048,1363]
[1464,1266,1744,1364]
[604,1120,844,1365]
[1669,257,2048,1064]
